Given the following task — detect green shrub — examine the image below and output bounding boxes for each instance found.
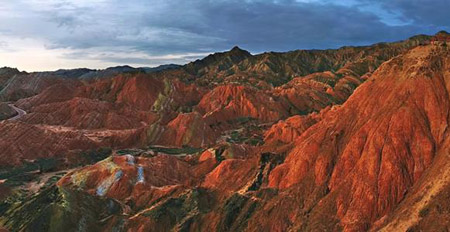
[419,206,430,217]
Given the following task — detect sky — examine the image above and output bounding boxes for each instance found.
[0,0,449,71]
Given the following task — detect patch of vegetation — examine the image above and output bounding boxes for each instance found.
[0,186,123,232]
[0,157,60,187]
[144,197,186,219]
[225,129,264,146]
[177,105,193,113]
[222,194,248,228]
[0,164,38,187]
[406,224,419,232]
[218,193,259,231]
[75,147,112,166]
[246,137,264,146]
[36,158,58,173]
[235,117,256,125]
[419,206,430,217]
[148,145,203,155]
[116,149,144,156]
[41,173,67,191]
[247,153,285,191]
[227,130,243,143]
[0,189,30,216]
[214,146,226,162]
[141,188,212,230]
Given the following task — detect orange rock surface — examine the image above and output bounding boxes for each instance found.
[4,33,450,232]
[267,44,450,230]
[197,84,289,124]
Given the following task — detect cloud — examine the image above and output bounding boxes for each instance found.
[61,48,210,66]
[0,0,448,71]
[373,0,450,27]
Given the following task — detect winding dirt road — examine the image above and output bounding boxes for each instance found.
[7,104,27,121]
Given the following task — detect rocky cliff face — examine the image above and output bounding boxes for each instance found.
[266,44,450,231]
[1,33,450,231]
[197,84,289,123]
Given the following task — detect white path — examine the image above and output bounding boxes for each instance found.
[7,103,27,121]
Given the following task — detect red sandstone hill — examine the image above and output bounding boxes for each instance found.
[18,41,448,232]
[197,84,289,123]
[2,32,450,231]
[261,44,450,231]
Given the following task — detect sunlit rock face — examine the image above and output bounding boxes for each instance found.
[3,33,450,232]
[267,45,450,231]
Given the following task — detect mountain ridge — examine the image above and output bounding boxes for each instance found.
[1,32,450,231]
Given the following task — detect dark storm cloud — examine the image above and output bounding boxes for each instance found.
[183,0,417,51]
[44,0,439,53]
[1,0,448,69]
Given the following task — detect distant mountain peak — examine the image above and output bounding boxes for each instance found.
[105,65,135,71]
[0,67,20,72]
[436,30,450,35]
[229,46,251,56]
[230,46,243,51]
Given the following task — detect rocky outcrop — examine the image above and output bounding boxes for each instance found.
[57,155,214,202]
[264,110,325,145]
[2,33,450,232]
[180,34,430,87]
[272,70,362,114]
[267,44,450,231]
[15,82,81,110]
[21,97,157,130]
[197,85,289,124]
[151,112,218,147]
[0,122,97,166]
